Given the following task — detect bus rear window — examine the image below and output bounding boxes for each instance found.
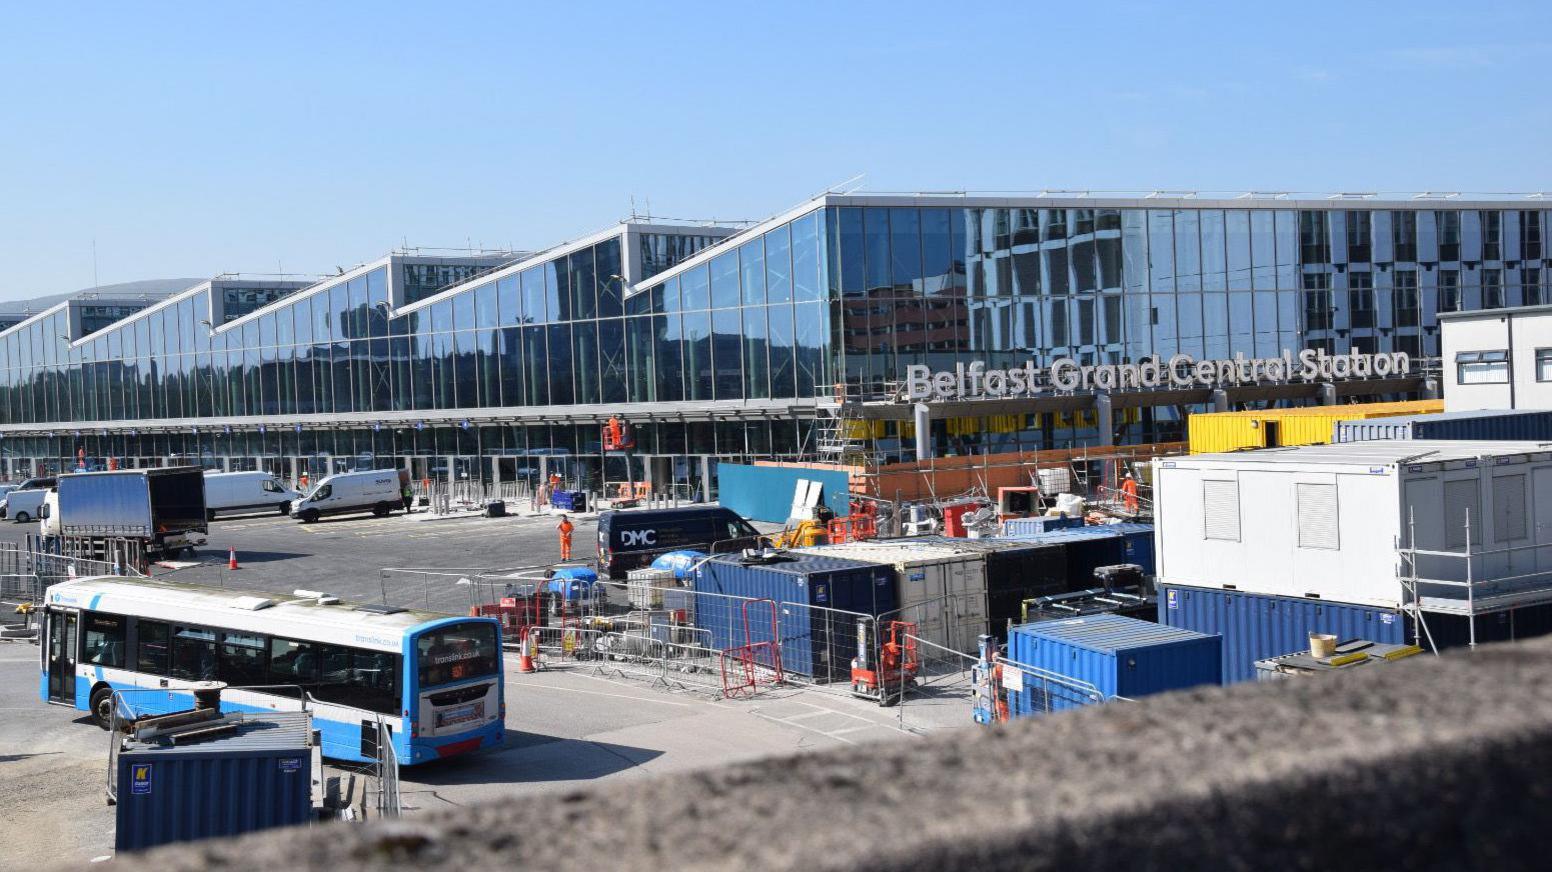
[417,623,498,688]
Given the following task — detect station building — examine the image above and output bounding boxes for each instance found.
[0,192,1547,496]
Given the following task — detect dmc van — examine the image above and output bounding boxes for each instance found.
[1,476,58,522]
[291,469,409,523]
[203,471,301,519]
[597,506,763,578]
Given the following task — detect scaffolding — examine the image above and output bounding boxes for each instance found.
[1400,508,1552,651]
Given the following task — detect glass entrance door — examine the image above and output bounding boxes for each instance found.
[46,609,78,704]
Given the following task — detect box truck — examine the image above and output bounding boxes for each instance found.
[44,468,208,556]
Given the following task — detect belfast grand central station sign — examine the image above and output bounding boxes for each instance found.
[903,349,1413,402]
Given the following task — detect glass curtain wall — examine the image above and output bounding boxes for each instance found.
[0,207,1547,461]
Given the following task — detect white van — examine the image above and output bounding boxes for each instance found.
[2,476,57,523]
[291,469,408,523]
[39,489,59,538]
[203,471,301,520]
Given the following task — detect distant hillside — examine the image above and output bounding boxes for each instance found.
[0,278,204,314]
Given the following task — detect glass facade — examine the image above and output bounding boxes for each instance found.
[0,201,1546,474]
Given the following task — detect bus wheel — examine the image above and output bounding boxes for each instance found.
[15,511,30,523]
[278,502,291,516]
[371,503,390,517]
[300,509,320,524]
[90,686,114,729]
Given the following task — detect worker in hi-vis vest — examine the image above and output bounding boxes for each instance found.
[1121,472,1139,512]
[557,514,574,561]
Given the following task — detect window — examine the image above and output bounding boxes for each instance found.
[416,623,498,688]
[1202,479,1241,541]
[219,632,268,686]
[1349,273,1375,328]
[313,485,332,500]
[1456,350,1509,385]
[1483,211,1502,261]
[1296,483,1339,549]
[262,479,283,493]
[315,645,401,715]
[1538,349,1552,382]
[82,612,126,668]
[1437,211,1461,261]
[269,638,320,692]
[1343,211,1372,263]
[137,620,170,674]
[1438,270,1461,312]
[170,626,218,681]
[1483,268,1504,309]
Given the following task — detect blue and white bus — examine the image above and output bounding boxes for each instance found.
[38,576,504,765]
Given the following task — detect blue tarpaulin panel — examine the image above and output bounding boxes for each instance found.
[716,463,851,523]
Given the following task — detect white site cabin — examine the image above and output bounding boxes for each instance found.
[1152,441,1552,616]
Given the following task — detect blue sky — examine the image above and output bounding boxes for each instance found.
[1,1,1548,302]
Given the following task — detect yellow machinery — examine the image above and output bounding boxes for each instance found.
[1187,399,1442,454]
[769,519,829,549]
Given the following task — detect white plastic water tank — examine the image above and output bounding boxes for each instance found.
[626,567,676,609]
[1037,467,1072,495]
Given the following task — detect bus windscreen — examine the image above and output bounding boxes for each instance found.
[416,623,498,687]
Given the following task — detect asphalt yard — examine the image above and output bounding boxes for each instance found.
[0,506,971,867]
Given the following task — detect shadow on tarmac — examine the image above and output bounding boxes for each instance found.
[406,731,665,785]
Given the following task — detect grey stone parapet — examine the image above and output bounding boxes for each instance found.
[115,636,1552,871]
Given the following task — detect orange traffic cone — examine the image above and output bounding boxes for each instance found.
[518,629,537,673]
[228,547,239,570]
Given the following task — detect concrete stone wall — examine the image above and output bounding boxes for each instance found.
[115,636,1552,871]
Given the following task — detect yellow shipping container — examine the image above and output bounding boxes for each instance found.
[1187,399,1443,454]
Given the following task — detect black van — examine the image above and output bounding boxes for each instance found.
[597,506,763,578]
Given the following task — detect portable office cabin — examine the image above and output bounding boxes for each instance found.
[692,553,897,681]
[1186,400,1443,454]
[1006,614,1220,714]
[1333,409,1552,444]
[1153,441,1552,613]
[794,541,988,654]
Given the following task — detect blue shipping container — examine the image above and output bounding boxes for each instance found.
[1006,614,1220,714]
[1332,408,1552,443]
[693,553,897,681]
[115,712,313,852]
[1157,584,1407,684]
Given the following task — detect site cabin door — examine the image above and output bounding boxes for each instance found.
[45,607,78,704]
